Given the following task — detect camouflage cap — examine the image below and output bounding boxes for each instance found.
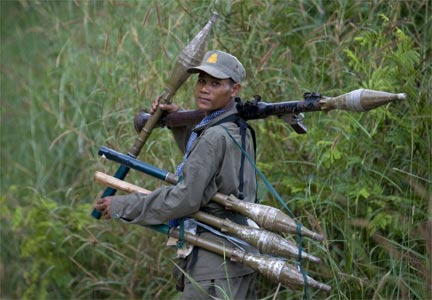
[187,50,246,83]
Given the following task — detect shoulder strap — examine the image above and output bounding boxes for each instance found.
[212,114,256,155]
[213,114,257,201]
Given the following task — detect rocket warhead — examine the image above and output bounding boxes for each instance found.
[220,218,321,263]
[222,195,324,241]
[277,259,332,293]
[319,89,406,112]
[163,12,219,101]
[231,249,331,293]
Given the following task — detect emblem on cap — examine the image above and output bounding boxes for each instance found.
[207,53,218,64]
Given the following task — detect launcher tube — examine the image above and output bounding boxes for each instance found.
[134,89,406,131]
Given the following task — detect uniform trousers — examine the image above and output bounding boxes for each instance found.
[181,272,257,300]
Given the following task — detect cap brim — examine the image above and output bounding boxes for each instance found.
[187,65,230,79]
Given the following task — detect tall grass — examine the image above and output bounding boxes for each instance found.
[1,1,430,299]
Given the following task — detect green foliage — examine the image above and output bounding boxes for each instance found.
[1,185,177,299]
[1,0,430,299]
[5,187,92,299]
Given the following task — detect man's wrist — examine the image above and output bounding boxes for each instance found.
[109,196,124,219]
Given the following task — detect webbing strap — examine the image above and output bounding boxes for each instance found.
[219,124,310,299]
[238,122,247,199]
[178,218,185,249]
[213,114,257,201]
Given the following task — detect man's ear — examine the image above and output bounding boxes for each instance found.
[231,83,242,97]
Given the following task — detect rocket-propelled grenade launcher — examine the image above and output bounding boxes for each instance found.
[134,89,406,134]
[91,12,218,219]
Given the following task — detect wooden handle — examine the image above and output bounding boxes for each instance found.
[94,171,151,195]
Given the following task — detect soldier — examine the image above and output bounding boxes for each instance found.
[95,50,257,299]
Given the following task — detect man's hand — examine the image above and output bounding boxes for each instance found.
[95,197,112,220]
[150,96,179,114]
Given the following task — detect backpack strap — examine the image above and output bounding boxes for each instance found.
[213,114,257,202]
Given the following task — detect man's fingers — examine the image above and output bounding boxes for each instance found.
[160,103,179,113]
[95,197,109,210]
[150,96,161,114]
[103,209,111,220]
[150,95,179,114]
[95,204,105,212]
[94,199,112,220]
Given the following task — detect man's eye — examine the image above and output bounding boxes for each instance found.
[211,81,220,86]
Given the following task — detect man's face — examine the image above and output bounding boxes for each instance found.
[194,72,241,115]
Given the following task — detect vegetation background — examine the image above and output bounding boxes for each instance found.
[1,0,430,299]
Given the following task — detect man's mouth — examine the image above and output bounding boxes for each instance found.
[198,97,211,103]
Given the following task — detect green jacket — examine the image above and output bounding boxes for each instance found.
[110,105,257,280]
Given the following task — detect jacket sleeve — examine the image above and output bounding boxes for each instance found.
[109,132,225,225]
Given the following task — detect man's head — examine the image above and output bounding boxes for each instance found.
[187,50,246,83]
[187,51,245,115]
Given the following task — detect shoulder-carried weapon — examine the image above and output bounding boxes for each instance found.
[91,12,218,219]
[134,89,406,134]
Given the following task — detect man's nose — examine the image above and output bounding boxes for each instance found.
[199,83,210,93]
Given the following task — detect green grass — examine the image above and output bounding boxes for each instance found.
[1,0,431,299]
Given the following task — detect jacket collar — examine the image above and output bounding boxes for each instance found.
[193,104,239,135]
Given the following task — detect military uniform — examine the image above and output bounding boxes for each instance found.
[108,50,257,299]
[109,105,257,299]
